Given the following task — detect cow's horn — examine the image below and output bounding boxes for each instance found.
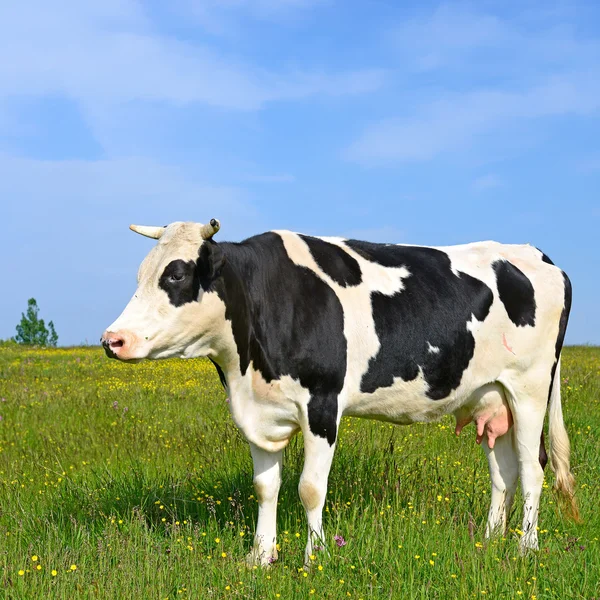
[200,218,220,240]
[129,224,165,239]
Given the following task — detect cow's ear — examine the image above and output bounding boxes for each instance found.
[197,240,226,287]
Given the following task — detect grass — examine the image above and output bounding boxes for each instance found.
[0,344,598,599]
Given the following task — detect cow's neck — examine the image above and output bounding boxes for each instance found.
[210,239,273,385]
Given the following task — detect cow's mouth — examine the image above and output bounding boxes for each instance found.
[102,339,119,359]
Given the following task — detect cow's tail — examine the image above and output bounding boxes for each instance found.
[548,357,580,522]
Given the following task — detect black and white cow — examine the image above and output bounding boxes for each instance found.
[102,220,577,565]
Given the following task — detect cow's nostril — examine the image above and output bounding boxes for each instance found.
[110,339,124,349]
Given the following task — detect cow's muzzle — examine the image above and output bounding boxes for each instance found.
[100,330,138,360]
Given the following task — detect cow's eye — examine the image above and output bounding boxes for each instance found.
[170,273,185,282]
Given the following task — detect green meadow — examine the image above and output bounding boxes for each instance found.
[0,344,598,599]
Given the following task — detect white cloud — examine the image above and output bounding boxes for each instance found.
[390,4,512,71]
[390,3,600,75]
[345,3,600,166]
[0,1,383,114]
[472,174,502,192]
[345,73,600,165]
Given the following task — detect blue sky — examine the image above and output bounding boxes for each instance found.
[1,0,598,345]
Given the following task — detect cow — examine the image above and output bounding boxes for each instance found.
[101,219,578,566]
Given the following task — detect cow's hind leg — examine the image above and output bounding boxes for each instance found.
[247,443,283,566]
[503,383,547,553]
[299,430,337,565]
[483,428,518,537]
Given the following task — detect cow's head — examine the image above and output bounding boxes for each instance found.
[101,219,226,361]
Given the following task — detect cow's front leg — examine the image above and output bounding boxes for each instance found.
[299,431,337,565]
[247,443,282,566]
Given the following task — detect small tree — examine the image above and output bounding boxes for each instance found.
[13,298,59,347]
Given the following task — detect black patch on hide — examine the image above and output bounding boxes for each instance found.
[299,235,362,287]
[345,240,494,400]
[492,259,536,327]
